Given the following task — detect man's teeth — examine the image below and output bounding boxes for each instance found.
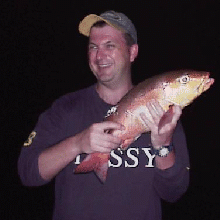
[98,64,112,67]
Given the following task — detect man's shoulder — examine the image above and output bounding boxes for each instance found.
[52,84,96,110]
[62,84,96,101]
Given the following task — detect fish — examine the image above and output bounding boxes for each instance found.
[74,70,214,182]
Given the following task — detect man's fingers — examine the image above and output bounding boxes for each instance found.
[170,105,182,123]
[95,121,125,132]
[96,132,122,145]
[146,100,164,124]
[88,121,124,153]
[151,100,164,116]
[91,133,122,153]
[140,112,155,131]
[94,140,121,153]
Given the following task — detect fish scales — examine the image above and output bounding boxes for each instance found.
[74,70,214,182]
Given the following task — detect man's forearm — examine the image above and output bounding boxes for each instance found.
[38,136,81,181]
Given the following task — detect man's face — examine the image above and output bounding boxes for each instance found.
[88,25,133,84]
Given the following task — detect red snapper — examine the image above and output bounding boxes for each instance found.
[75,70,214,182]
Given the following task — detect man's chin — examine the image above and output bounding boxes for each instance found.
[98,76,113,83]
[96,72,114,82]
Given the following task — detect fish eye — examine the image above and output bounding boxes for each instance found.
[179,75,190,84]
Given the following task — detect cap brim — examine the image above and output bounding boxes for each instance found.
[78,14,124,37]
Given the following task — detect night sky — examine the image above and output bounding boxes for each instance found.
[2,0,220,219]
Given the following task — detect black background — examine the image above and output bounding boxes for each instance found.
[2,0,220,219]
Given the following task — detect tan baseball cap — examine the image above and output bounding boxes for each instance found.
[79,10,137,43]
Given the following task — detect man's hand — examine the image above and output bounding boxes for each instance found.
[38,121,123,181]
[140,100,182,149]
[75,121,124,154]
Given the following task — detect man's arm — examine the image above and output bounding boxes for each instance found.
[38,121,123,181]
[140,100,182,169]
[140,100,189,202]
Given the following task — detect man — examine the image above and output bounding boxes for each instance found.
[18,11,189,220]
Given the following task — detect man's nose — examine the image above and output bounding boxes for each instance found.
[96,48,106,60]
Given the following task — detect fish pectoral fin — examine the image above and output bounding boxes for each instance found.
[74,152,110,183]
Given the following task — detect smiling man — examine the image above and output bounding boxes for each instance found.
[89,25,135,83]
[18,11,190,220]
[87,20,138,104]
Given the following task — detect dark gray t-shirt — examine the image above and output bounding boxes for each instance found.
[18,84,190,220]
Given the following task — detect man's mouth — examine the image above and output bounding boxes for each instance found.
[97,63,112,68]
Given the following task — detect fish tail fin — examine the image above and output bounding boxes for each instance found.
[74,152,110,183]
[94,160,109,183]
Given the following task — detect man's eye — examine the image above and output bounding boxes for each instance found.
[89,45,98,50]
[106,44,115,49]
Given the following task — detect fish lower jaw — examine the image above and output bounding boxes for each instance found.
[196,77,214,94]
[202,78,215,92]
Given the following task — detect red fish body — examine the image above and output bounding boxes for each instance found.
[74,70,214,182]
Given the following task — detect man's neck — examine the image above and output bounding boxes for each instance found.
[96,81,133,105]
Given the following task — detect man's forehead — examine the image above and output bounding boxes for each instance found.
[89,26,125,44]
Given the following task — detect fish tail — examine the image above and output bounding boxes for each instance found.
[74,152,110,183]
[94,159,109,183]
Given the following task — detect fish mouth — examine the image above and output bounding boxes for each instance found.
[197,74,215,94]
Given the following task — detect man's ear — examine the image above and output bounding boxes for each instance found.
[129,44,138,62]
